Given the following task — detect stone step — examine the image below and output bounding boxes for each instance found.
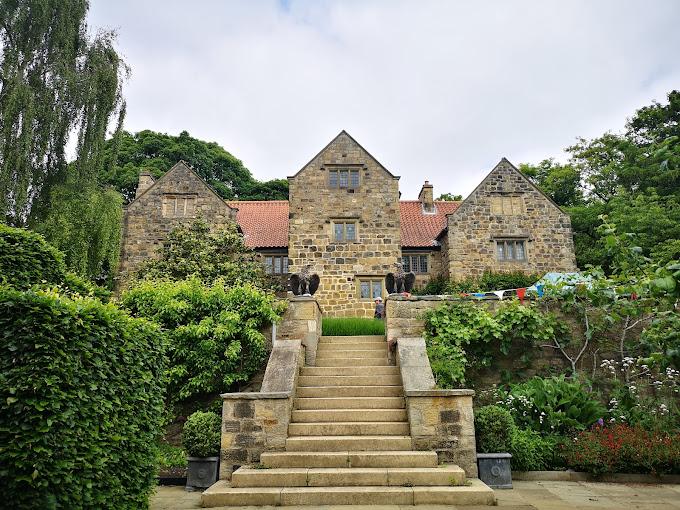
[314,357,388,367]
[286,435,412,451]
[297,375,401,387]
[259,450,439,468]
[292,408,407,423]
[231,465,466,488]
[316,342,385,351]
[319,335,386,343]
[302,366,399,376]
[289,422,410,436]
[202,480,495,506]
[295,396,404,410]
[296,385,403,398]
[315,349,387,359]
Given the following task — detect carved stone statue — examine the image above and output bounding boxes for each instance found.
[290,264,320,296]
[385,262,416,295]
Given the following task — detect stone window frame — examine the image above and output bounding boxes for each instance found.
[401,253,430,274]
[355,275,385,300]
[494,237,528,262]
[330,217,359,242]
[161,193,198,218]
[264,254,289,275]
[327,165,361,189]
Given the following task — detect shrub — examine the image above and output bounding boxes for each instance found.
[509,429,555,471]
[182,412,222,458]
[321,317,385,336]
[414,270,540,296]
[474,405,516,453]
[158,444,188,468]
[496,375,606,435]
[0,224,110,299]
[123,278,287,401]
[562,423,680,475]
[0,286,164,509]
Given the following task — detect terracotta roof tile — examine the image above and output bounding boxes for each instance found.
[226,201,289,248]
[399,201,461,248]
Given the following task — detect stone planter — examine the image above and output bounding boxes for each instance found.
[186,456,219,490]
[477,453,512,489]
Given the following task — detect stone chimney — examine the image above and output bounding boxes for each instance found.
[135,170,155,199]
[418,181,434,213]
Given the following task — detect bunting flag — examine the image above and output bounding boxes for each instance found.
[493,290,505,300]
[475,292,486,297]
[515,288,526,302]
[460,293,467,297]
[536,284,544,297]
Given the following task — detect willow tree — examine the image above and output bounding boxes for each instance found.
[0,0,127,285]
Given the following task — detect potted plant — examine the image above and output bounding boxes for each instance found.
[182,411,222,490]
[475,405,515,489]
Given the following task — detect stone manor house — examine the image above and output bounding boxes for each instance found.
[118,131,577,316]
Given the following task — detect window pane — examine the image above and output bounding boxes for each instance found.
[265,256,273,274]
[329,171,338,187]
[274,257,282,274]
[345,223,355,241]
[402,256,410,272]
[340,170,349,187]
[350,170,359,187]
[283,256,289,274]
[412,256,419,273]
[334,223,344,241]
[361,281,370,299]
[372,281,382,298]
[497,242,505,260]
[507,242,515,260]
[516,242,525,260]
[420,255,428,273]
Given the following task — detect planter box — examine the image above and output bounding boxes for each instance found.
[477,452,512,489]
[186,456,219,490]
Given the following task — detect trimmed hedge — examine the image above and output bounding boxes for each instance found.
[0,286,165,509]
[0,224,110,300]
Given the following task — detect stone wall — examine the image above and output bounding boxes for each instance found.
[396,337,477,477]
[287,132,402,318]
[445,159,577,279]
[117,162,237,279]
[276,297,322,365]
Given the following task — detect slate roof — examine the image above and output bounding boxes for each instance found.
[226,201,289,248]
[399,201,462,248]
[227,199,461,249]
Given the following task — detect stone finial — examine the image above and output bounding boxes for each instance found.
[135,170,155,199]
[418,181,434,213]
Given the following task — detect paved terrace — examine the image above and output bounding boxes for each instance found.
[152,480,680,510]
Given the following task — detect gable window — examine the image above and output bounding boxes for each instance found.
[496,240,526,261]
[265,255,289,275]
[401,254,429,273]
[356,277,384,300]
[329,168,360,188]
[332,220,357,242]
[162,194,196,217]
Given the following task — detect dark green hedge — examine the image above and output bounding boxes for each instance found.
[0,224,110,300]
[0,286,165,509]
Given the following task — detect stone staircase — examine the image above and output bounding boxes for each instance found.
[202,335,493,506]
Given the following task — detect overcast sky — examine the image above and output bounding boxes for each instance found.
[88,0,680,200]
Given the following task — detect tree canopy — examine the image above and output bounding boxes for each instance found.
[99,130,289,203]
[520,90,680,270]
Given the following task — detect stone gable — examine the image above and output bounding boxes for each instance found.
[444,158,577,279]
[117,161,237,278]
[287,131,402,316]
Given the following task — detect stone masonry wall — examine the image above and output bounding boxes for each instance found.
[445,159,577,279]
[276,297,322,365]
[117,162,237,278]
[288,132,402,318]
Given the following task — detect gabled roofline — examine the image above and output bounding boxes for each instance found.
[449,158,568,217]
[125,160,237,211]
[287,130,400,180]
